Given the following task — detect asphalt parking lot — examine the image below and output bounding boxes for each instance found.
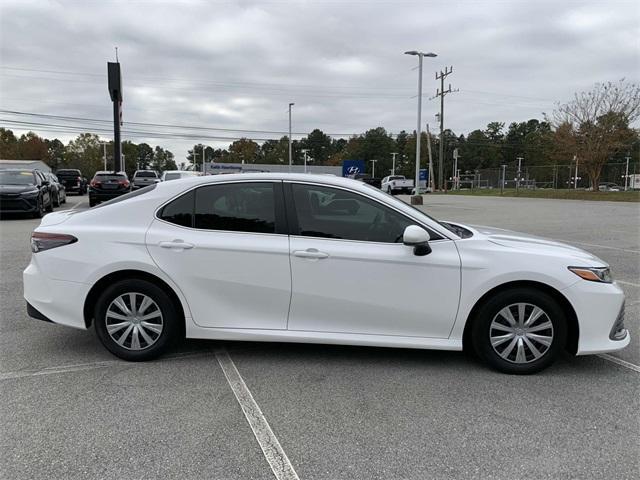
[1,193,638,479]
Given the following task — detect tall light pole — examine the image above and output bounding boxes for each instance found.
[624,154,630,191]
[100,142,108,170]
[369,159,378,178]
[288,103,294,172]
[301,149,309,173]
[202,144,206,174]
[405,50,437,202]
[391,152,398,175]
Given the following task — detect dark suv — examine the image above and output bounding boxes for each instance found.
[89,171,131,207]
[0,169,53,218]
[56,169,87,195]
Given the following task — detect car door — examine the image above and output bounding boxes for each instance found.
[286,182,461,338]
[146,180,291,330]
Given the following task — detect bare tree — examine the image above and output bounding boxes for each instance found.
[547,79,640,190]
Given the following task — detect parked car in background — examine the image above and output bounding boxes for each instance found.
[382,175,414,195]
[598,183,621,192]
[23,173,629,374]
[45,172,66,207]
[353,174,382,189]
[88,171,131,207]
[132,170,161,189]
[161,170,201,181]
[0,169,53,218]
[56,169,87,195]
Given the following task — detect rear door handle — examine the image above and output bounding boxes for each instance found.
[159,240,195,250]
[293,248,329,259]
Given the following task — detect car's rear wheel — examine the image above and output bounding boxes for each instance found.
[53,192,60,207]
[32,197,44,218]
[94,279,180,361]
[471,288,567,374]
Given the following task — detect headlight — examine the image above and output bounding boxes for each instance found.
[568,266,613,283]
[20,190,39,197]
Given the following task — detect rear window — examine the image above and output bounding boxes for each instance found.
[95,174,127,181]
[56,169,81,176]
[164,173,181,181]
[135,171,157,178]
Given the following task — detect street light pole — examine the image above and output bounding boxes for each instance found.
[405,50,437,202]
[288,103,294,173]
[391,152,398,176]
[301,149,309,173]
[202,144,206,174]
[624,155,630,191]
[369,159,378,178]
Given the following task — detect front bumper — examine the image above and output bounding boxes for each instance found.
[0,195,39,213]
[563,280,630,355]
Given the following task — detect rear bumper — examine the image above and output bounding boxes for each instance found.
[23,257,89,330]
[89,189,130,201]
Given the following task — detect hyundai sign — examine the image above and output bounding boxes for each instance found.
[342,159,365,177]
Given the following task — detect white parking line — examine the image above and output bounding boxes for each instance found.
[617,280,640,288]
[566,240,640,255]
[0,350,213,381]
[598,354,640,373]
[215,348,299,480]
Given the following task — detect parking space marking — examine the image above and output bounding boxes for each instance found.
[598,354,640,373]
[215,348,299,480]
[564,240,639,255]
[617,280,640,288]
[0,350,214,381]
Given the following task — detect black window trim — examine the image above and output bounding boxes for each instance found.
[155,179,288,236]
[283,181,450,244]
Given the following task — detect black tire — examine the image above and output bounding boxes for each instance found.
[32,197,44,218]
[53,192,60,207]
[471,287,567,374]
[45,196,53,212]
[89,198,97,207]
[94,279,180,361]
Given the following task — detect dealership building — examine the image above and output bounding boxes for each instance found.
[205,162,343,176]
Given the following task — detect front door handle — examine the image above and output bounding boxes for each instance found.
[293,248,329,259]
[159,240,195,250]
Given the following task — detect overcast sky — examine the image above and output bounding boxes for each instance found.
[1,0,638,161]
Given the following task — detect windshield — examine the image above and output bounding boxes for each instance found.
[0,171,36,185]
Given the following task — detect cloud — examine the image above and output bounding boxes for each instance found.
[0,0,638,160]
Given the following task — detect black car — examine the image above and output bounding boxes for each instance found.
[0,169,53,218]
[56,168,87,195]
[45,172,67,207]
[89,171,132,207]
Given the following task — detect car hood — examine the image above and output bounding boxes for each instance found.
[0,184,38,194]
[449,222,606,266]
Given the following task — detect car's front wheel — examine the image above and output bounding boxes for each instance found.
[471,288,567,374]
[94,279,180,361]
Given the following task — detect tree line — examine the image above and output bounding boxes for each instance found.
[0,130,176,179]
[1,80,638,190]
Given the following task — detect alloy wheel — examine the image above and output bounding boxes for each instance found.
[105,292,164,350]
[489,303,554,364]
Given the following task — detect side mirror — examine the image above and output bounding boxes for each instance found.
[402,225,432,256]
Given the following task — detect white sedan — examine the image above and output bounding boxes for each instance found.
[24,173,629,374]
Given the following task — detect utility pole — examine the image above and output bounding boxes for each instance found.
[301,149,309,173]
[574,156,579,190]
[391,152,398,176]
[202,144,206,174]
[432,66,457,191]
[369,159,378,178]
[288,103,294,172]
[100,142,108,170]
[426,124,435,192]
[516,156,523,193]
[624,154,630,191]
[452,148,460,190]
[501,164,506,195]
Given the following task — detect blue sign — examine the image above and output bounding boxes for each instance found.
[342,159,366,177]
[419,169,429,181]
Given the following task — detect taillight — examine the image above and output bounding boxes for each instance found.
[90,179,101,187]
[31,232,78,253]
[119,179,130,188]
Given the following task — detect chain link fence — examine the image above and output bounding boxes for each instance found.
[448,162,638,190]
